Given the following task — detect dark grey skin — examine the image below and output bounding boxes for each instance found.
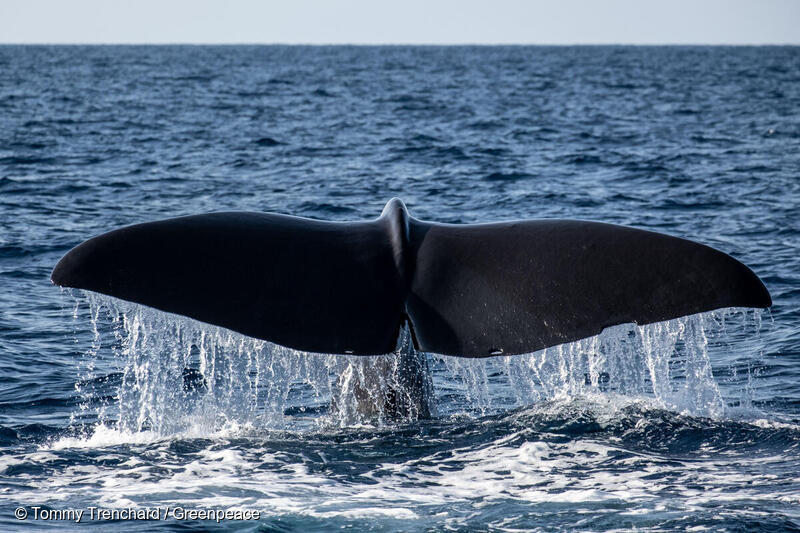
[52,199,771,417]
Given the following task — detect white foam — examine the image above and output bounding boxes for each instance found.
[6,400,796,529]
[15,293,781,527]
[48,425,166,450]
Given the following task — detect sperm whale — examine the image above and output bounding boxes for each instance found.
[51,198,771,417]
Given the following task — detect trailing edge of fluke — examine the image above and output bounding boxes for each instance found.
[52,198,771,357]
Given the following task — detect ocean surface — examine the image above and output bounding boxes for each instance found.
[0,45,798,532]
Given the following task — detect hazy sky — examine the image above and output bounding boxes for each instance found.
[1,0,798,45]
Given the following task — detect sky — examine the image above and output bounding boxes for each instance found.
[0,0,798,45]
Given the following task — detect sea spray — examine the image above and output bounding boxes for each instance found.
[439,309,763,418]
[75,292,436,434]
[71,291,764,437]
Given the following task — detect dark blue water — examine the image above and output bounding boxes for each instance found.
[1,45,799,532]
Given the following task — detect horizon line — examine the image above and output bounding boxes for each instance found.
[2,42,799,47]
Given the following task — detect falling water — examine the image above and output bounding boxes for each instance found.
[70,291,764,439]
[437,311,763,419]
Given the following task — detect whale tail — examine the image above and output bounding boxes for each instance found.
[51,199,771,357]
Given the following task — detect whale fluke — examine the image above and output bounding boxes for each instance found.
[52,199,771,357]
